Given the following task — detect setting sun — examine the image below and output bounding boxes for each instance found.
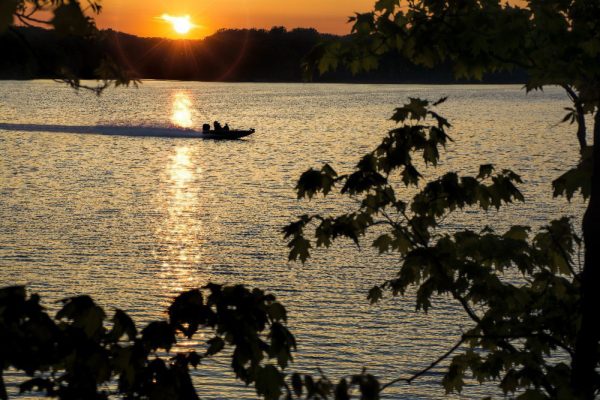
[160,14,195,35]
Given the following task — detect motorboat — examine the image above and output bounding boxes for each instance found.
[93,125,255,139]
[0,123,255,140]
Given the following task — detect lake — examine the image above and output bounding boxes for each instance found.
[0,81,585,398]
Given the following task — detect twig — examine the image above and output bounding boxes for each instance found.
[379,335,467,392]
[15,12,52,26]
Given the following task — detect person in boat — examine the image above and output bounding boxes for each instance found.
[224,123,230,132]
[213,121,222,131]
[202,123,210,132]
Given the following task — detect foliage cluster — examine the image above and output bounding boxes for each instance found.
[297,1,600,398]
[0,284,294,399]
[284,98,584,399]
[0,0,130,93]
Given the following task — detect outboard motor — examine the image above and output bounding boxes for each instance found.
[202,123,211,132]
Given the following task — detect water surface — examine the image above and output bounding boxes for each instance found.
[0,81,584,398]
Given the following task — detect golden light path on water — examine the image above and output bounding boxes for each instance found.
[154,143,210,354]
[156,146,199,290]
[155,92,208,295]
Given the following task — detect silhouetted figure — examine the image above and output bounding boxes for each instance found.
[202,123,210,132]
[224,124,230,132]
[213,121,222,131]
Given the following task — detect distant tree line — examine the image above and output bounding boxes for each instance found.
[0,26,526,83]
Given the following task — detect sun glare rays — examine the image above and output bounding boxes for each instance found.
[159,14,199,35]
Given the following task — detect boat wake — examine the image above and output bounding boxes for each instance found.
[0,123,253,140]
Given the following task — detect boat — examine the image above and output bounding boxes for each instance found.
[0,123,255,140]
[92,125,255,140]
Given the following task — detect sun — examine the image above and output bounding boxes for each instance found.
[160,14,195,35]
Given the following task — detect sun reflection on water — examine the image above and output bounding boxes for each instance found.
[171,92,194,128]
[154,145,211,297]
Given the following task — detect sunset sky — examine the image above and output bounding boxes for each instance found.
[95,0,375,39]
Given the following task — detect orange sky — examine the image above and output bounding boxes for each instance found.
[95,0,375,39]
